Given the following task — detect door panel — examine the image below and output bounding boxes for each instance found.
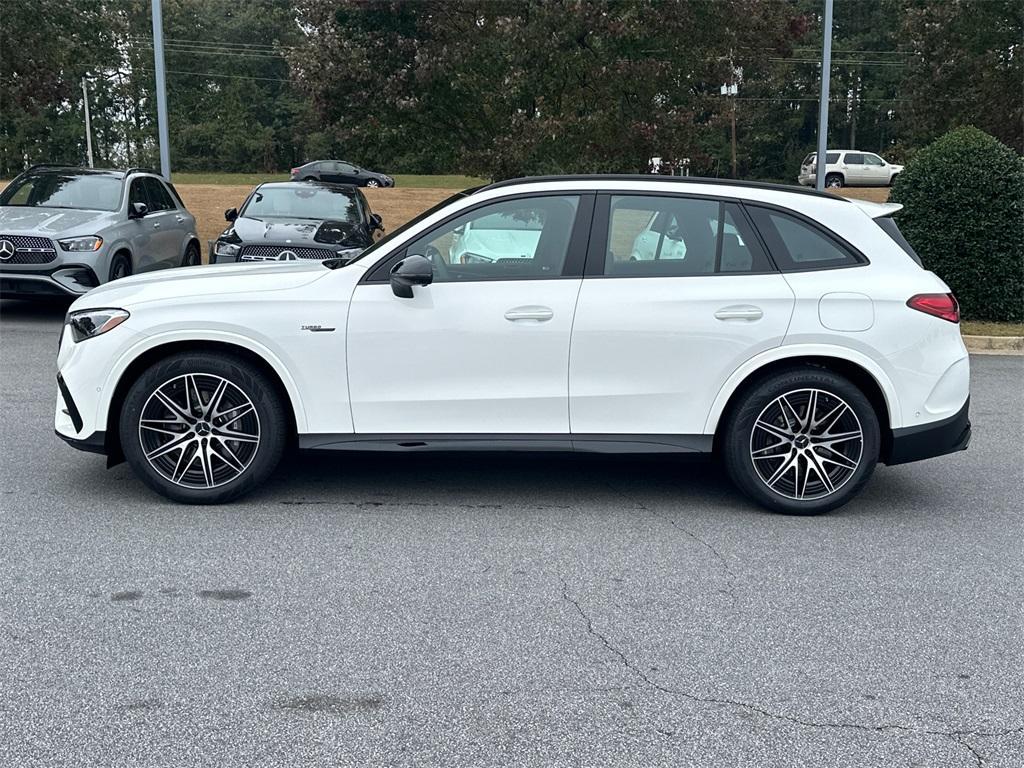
[143,178,183,267]
[347,279,582,433]
[569,275,794,434]
[570,193,795,435]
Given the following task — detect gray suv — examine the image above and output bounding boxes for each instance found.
[0,166,200,299]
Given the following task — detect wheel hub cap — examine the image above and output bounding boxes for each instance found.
[749,388,864,501]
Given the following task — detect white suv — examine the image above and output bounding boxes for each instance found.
[54,176,970,514]
[798,150,904,188]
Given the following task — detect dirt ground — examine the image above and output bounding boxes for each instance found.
[178,183,891,263]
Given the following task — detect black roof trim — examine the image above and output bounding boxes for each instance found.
[477,174,847,201]
[20,164,126,177]
[258,180,359,191]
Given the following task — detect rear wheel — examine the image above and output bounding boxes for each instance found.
[109,252,132,281]
[722,367,879,515]
[119,352,287,504]
[181,241,201,267]
[825,173,844,189]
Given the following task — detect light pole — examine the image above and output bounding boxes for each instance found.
[151,0,171,179]
[81,77,94,168]
[815,0,834,191]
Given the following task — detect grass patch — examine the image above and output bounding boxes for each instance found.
[170,172,488,189]
[961,320,1024,337]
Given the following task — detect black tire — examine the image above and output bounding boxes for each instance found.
[301,176,317,182]
[825,173,844,189]
[109,252,132,281]
[119,352,288,504]
[181,241,201,267]
[721,366,880,515]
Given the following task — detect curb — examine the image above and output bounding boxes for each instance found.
[963,335,1024,355]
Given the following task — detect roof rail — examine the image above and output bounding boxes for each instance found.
[478,174,847,201]
[124,167,162,177]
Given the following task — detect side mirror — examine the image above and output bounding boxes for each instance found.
[225,207,238,222]
[369,213,383,231]
[390,254,433,298]
[129,202,148,218]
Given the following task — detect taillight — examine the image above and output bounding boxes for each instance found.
[907,293,960,323]
[290,167,299,175]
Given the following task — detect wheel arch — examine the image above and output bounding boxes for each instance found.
[102,337,303,465]
[707,351,898,461]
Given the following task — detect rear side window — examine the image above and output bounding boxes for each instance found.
[876,217,923,266]
[603,195,772,277]
[844,153,865,164]
[747,206,862,272]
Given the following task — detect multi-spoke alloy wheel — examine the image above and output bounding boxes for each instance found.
[723,368,880,515]
[749,389,863,500]
[121,352,287,504]
[139,373,261,489]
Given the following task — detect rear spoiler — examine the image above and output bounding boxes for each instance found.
[849,199,903,218]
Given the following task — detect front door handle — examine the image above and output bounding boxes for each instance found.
[505,306,554,322]
[175,215,186,223]
[715,305,763,321]
[152,222,161,229]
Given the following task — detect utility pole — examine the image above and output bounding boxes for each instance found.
[815,0,834,191]
[151,0,171,179]
[719,54,741,178]
[81,77,94,168]
[730,98,738,179]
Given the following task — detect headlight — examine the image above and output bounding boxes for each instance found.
[58,236,103,252]
[214,241,240,257]
[67,308,130,343]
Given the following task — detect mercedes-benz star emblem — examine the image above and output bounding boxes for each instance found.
[276,250,297,261]
[0,239,14,261]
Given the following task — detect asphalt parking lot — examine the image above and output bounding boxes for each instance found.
[1,298,1021,768]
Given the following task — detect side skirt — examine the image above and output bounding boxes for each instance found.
[298,433,713,454]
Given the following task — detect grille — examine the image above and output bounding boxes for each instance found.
[239,245,333,261]
[0,234,57,264]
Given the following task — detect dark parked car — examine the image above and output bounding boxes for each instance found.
[211,181,384,264]
[290,160,394,188]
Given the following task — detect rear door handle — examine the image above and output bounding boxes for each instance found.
[152,222,161,229]
[505,306,554,322]
[715,305,763,321]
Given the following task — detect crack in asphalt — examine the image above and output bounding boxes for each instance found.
[604,482,739,604]
[560,577,1023,753]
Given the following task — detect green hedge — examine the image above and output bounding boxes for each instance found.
[890,127,1023,322]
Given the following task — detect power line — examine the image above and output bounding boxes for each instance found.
[137,67,294,83]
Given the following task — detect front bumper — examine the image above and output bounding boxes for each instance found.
[885,397,971,465]
[1,265,99,298]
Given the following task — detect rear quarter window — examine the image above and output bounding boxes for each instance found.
[747,205,863,272]
[876,217,923,266]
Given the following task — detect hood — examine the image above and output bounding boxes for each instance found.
[230,216,366,247]
[71,260,329,312]
[0,206,113,235]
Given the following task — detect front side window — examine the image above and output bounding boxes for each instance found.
[143,178,175,211]
[128,179,148,209]
[603,195,770,277]
[0,172,122,211]
[747,206,861,271]
[864,154,885,166]
[241,185,360,222]
[404,195,580,281]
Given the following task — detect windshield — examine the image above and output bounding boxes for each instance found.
[242,185,360,222]
[0,172,123,211]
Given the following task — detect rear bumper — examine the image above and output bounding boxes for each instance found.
[885,397,971,465]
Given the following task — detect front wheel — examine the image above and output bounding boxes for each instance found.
[365,179,381,188]
[119,352,287,504]
[722,367,879,515]
[109,252,132,281]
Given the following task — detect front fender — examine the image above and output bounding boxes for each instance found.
[97,327,309,434]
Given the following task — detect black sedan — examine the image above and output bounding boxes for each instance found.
[289,160,394,187]
[212,182,384,265]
